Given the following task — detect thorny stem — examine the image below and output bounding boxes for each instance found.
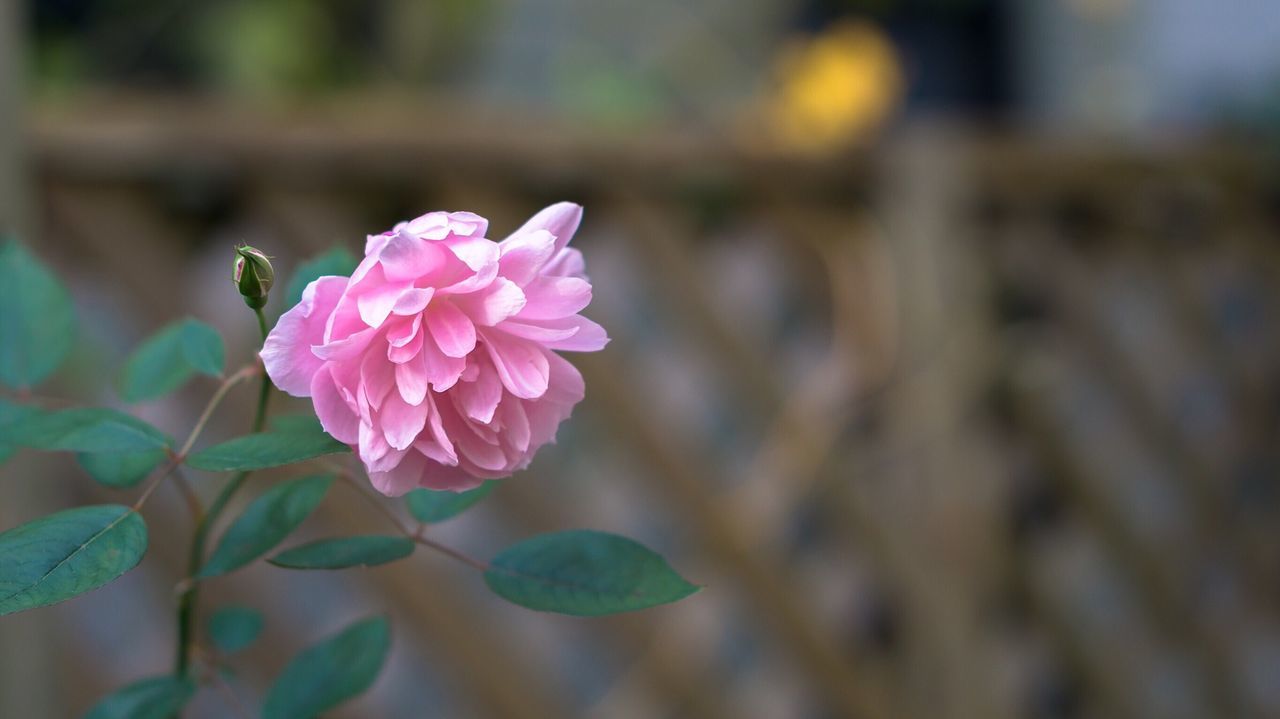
[175,311,273,680]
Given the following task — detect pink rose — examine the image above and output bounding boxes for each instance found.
[262,203,608,495]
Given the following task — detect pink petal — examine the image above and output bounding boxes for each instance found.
[498,229,555,286]
[378,229,450,282]
[368,450,426,497]
[508,316,609,351]
[515,276,592,320]
[440,236,500,293]
[387,326,423,364]
[356,280,411,327]
[392,287,434,316]
[310,364,359,444]
[497,321,579,343]
[499,399,531,452]
[425,301,476,358]
[455,364,503,423]
[419,338,466,391]
[380,390,429,450]
[418,460,485,491]
[523,353,584,447]
[261,276,346,397]
[359,420,393,465]
[440,408,509,472]
[312,326,379,361]
[453,277,526,326]
[508,202,582,254]
[417,393,458,465]
[394,355,429,405]
[386,314,422,348]
[360,352,396,410]
[443,211,489,238]
[542,247,586,278]
[480,329,550,399]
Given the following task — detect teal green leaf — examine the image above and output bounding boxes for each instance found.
[263,615,391,719]
[198,475,333,578]
[76,448,167,488]
[0,240,76,390]
[285,246,358,308]
[270,535,414,570]
[187,427,349,472]
[268,413,323,434]
[208,605,263,654]
[13,407,171,453]
[0,445,13,466]
[179,319,225,376]
[118,318,225,402]
[84,676,195,719]
[0,505,148,616]
[405,482,495,524]
[485,530,699,616]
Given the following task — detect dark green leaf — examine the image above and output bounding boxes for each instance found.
[187,428,349,472]
[199,475,333,578]
[0,240,76,390]
[285,247,358,309]
[118,318,224,402]
[263,615,391,719]
[405,482,495,524]
[485,530,699,616]
[208,605,264,654]
[13,407,171,453]
[0,505,148,616]
[270,535,414,570]
[76,448,167,488]
[84,676,195,719]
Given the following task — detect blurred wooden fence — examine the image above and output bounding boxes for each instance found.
[3,99,1278,719]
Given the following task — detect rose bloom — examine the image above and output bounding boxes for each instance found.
[262,203,607,495]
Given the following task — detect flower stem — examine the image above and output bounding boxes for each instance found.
[175,309,273,679]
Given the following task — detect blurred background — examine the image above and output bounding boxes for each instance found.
[2,0,1280,717]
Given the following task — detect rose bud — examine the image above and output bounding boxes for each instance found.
[233,244,275,309]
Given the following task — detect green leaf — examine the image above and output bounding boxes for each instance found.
[84,676,195,719]
[285,246,358,309]
[180,319,226,376]
[13,407,171,453]
[268,413,323,434]
[0,240,76,390]
[405,482,496,524]
[75,449,167,488]
[118,318,225,402]
[199,475,333,578]
[270,535,414,570]
[0,505,148,616]
[485,530,699,616]
[187,427,349,472]
[263,615,391,719]
[208,605,264,654]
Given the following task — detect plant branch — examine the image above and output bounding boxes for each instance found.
[132,364,259,512]
[331,465,492,573]
[174,311,273,679]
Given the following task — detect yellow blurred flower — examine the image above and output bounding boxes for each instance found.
[766,21,903,152]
